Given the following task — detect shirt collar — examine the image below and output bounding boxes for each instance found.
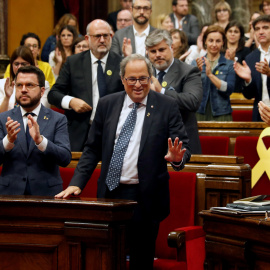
[133,24,150,37]
[20,103,41,117]
[258,44,270,54]
[126,93,148,108]
[90,50,109,65]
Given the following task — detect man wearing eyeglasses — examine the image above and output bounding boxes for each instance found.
[55,54,190,270]
[0,65,71,196]
[116,9,133,30]
[111,0,155,57]
[48,19,124,151]
[146,29,203,154]
[169,0,200,45]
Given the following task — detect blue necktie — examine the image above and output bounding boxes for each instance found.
[158,71,166,85]
[105,103,140,191]
[97,60,107,98]
[25,112,35,149]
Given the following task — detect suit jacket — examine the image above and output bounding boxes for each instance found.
[69,90,191,221]
[111,25,156,56]
[155,58,203,154]
[243,49,270,121]
[47,50,124,151]
[107,9,120,32]
[0,105,71,196]
[169,13,200,45]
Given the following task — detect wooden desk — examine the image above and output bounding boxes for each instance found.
[0,196,136,270]
[200,210,270,269]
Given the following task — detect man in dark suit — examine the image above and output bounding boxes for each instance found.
[234,15,270,121]
[48,19,124,151]
[55,54,191,270]
[107,0,132,32]
[146,29,202,154]
[111,0,155,57]
[169,0,200,45]
[0,66,71,196]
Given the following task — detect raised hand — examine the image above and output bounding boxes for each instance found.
[6,116,21,143]
[165,137,186,163]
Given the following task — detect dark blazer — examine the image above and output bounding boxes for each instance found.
[111,25,156,56]
[169,13,200,45]
[0,105,71,196]
[107,9,120,32]
[242,49,270,121]
[155,58,203,154]
[69,90,191,221]
[47,50,124,151]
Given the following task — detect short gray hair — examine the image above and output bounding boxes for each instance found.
[132,0,152,8]
[145,29,172,48]
[120,54,153,77]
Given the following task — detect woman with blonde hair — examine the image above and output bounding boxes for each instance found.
[41,13,79,62]
[156,14,174,31]
[214,1,231,29]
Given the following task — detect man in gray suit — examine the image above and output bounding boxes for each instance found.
[146,29,203,154]
[0,66,71,195]
[169,0,200,45]
[111,0,155,57]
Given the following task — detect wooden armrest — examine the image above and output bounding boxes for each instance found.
[168,230,185,249]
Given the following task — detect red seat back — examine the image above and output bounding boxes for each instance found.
[232,110,253,122]
[199,136,230,155]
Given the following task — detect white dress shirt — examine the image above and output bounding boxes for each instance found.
[133,24,150,56]
[259,45,270,106]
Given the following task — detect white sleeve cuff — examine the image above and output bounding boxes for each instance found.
[3,135,14,152]
[61,96,74,110]
[36,136,48,152]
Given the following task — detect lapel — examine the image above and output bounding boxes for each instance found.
[139,91,157,156]
[105,52,117,90]
[163,60,179,86]
[11,108,28,157]
[128,26,136,53]
[27,105,50,157]
[82,52,93,106]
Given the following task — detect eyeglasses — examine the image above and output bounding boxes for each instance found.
[26,44,39,49]
[117,19,132,22]
[124,77,150,85]
[133,6,151,12]
[13,62,30,67]
[88,33,111,40]
[15,83,41,91]
[216,8,228,13]
[75,44,89,49]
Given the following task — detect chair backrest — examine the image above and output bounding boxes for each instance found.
[199,136,230,155]
[232,110,253,122]
[59,167,100,197]
[155,171,197,259]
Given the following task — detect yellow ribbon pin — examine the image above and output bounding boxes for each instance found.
[252,127,270,187]
[107,70,112,76]
[215,70,219,75]
[162,81,167,87]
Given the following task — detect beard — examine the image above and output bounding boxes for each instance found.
[134,15,149,25]
[16,93,41,109]
[152,59,170,71]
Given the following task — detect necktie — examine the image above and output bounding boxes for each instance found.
[25,112,35,149]
[97,60,107,98]
[105,103,140,191]
[158,71,166,85]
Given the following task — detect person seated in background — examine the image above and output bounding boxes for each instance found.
[116,9,133,30]
[155,14,174,31]
[245,11,262,50]
[213,0,231,29]
[72,36,90,54]
[193,25,235,121]
[170,28,190,61]
[260,0,270,15]
[4,33,55,89]
[0,46,51,112]
[224,21,251,93]
[146,29,203,154]
[107,0,132,32]
[41,13,80,63]
[185,24,209,65]
[49,25,78,80]
[0,66,71,196]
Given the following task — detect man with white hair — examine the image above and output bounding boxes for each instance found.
[48,19,124,151]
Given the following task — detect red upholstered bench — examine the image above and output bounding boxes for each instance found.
[51,107,65,114]
[232,110,253,122]
[199,136,230,155]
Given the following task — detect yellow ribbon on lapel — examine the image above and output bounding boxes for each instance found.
[252,127,270,187]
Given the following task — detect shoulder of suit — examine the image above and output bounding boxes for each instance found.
[245,48,260,61]
[113,25,133,37]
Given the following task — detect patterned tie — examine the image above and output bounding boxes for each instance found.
[97,60,107,98]
[105,103,140,191]
[25,112,35,149]
[157,71,166,85]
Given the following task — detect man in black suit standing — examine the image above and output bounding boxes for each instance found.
[169,0,200,45]
[55,54,191,270]
[48,19,124,151]
[146,29,202,154]
[111,0,155,57]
